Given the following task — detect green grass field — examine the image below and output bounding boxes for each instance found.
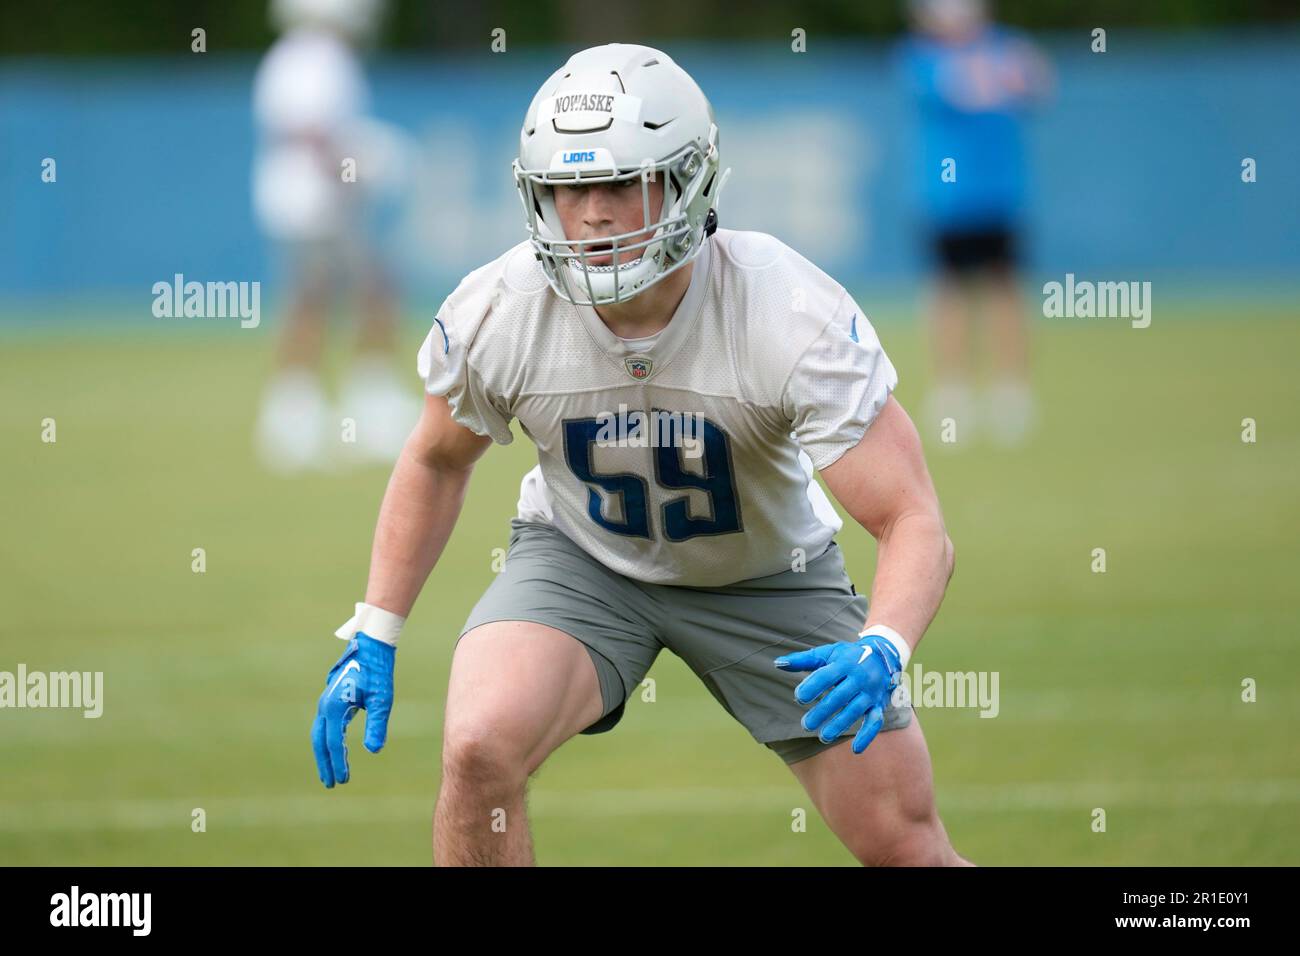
[2,303,1297,865]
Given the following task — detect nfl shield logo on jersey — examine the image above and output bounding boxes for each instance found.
[625,356,653,380]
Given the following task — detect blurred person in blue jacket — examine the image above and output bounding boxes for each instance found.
[899,0,1051,447]
[252,0,417,473]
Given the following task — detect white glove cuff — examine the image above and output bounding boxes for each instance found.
[858,624,912,669]
[336,602,406,648]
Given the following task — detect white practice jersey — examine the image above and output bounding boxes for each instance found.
[417,229,898,587]
[251,29,366,240]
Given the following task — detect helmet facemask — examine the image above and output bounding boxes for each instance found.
[514,137,721,307]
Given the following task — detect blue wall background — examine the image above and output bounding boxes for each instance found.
[2,31,1297,313]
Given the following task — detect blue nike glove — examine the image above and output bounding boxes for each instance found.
[773,632,905,755]
[312,633,396,788]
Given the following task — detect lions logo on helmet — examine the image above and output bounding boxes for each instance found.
[513,44,730,307]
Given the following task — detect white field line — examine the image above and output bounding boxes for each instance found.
[2,779,1300,833]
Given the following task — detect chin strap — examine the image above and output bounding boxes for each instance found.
[706,166,733,235]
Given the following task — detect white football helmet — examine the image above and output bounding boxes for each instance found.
[513,44,729,306]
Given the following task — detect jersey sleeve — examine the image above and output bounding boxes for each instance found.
[416,302,515,446]
[781,295,898,471]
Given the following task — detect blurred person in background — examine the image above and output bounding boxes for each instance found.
[252,0,417,473]
[899,0,1052,447]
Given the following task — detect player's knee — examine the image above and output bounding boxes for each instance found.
[441,726,528,795]
[853,809,951,867]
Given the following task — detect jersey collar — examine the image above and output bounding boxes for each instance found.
[571,235,713,381]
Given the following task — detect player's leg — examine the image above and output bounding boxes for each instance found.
[985,267,1029,381]
[337,255,419,464]
[786,716,972,866]
[256,241,333,472]
[662,538,969,865]
[980,233,1036,446]
[928,274,973,385]
[433,518,662,866]
[354,259,400,354]
[922,231,979,445]
[277,263,331,367]
[434,619,605,866]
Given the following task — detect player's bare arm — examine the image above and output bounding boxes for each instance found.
[364,393,492,617]
[311,393,490,787]
[774,394,953,756]
[819,395,955,653]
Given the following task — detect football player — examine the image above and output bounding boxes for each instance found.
[312,44,970,866]
[252,0,417,472]
[900,0,1052,446]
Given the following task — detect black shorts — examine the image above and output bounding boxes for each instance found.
[932,225,1019,275]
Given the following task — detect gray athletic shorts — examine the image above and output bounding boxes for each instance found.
[457,519,913,765]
